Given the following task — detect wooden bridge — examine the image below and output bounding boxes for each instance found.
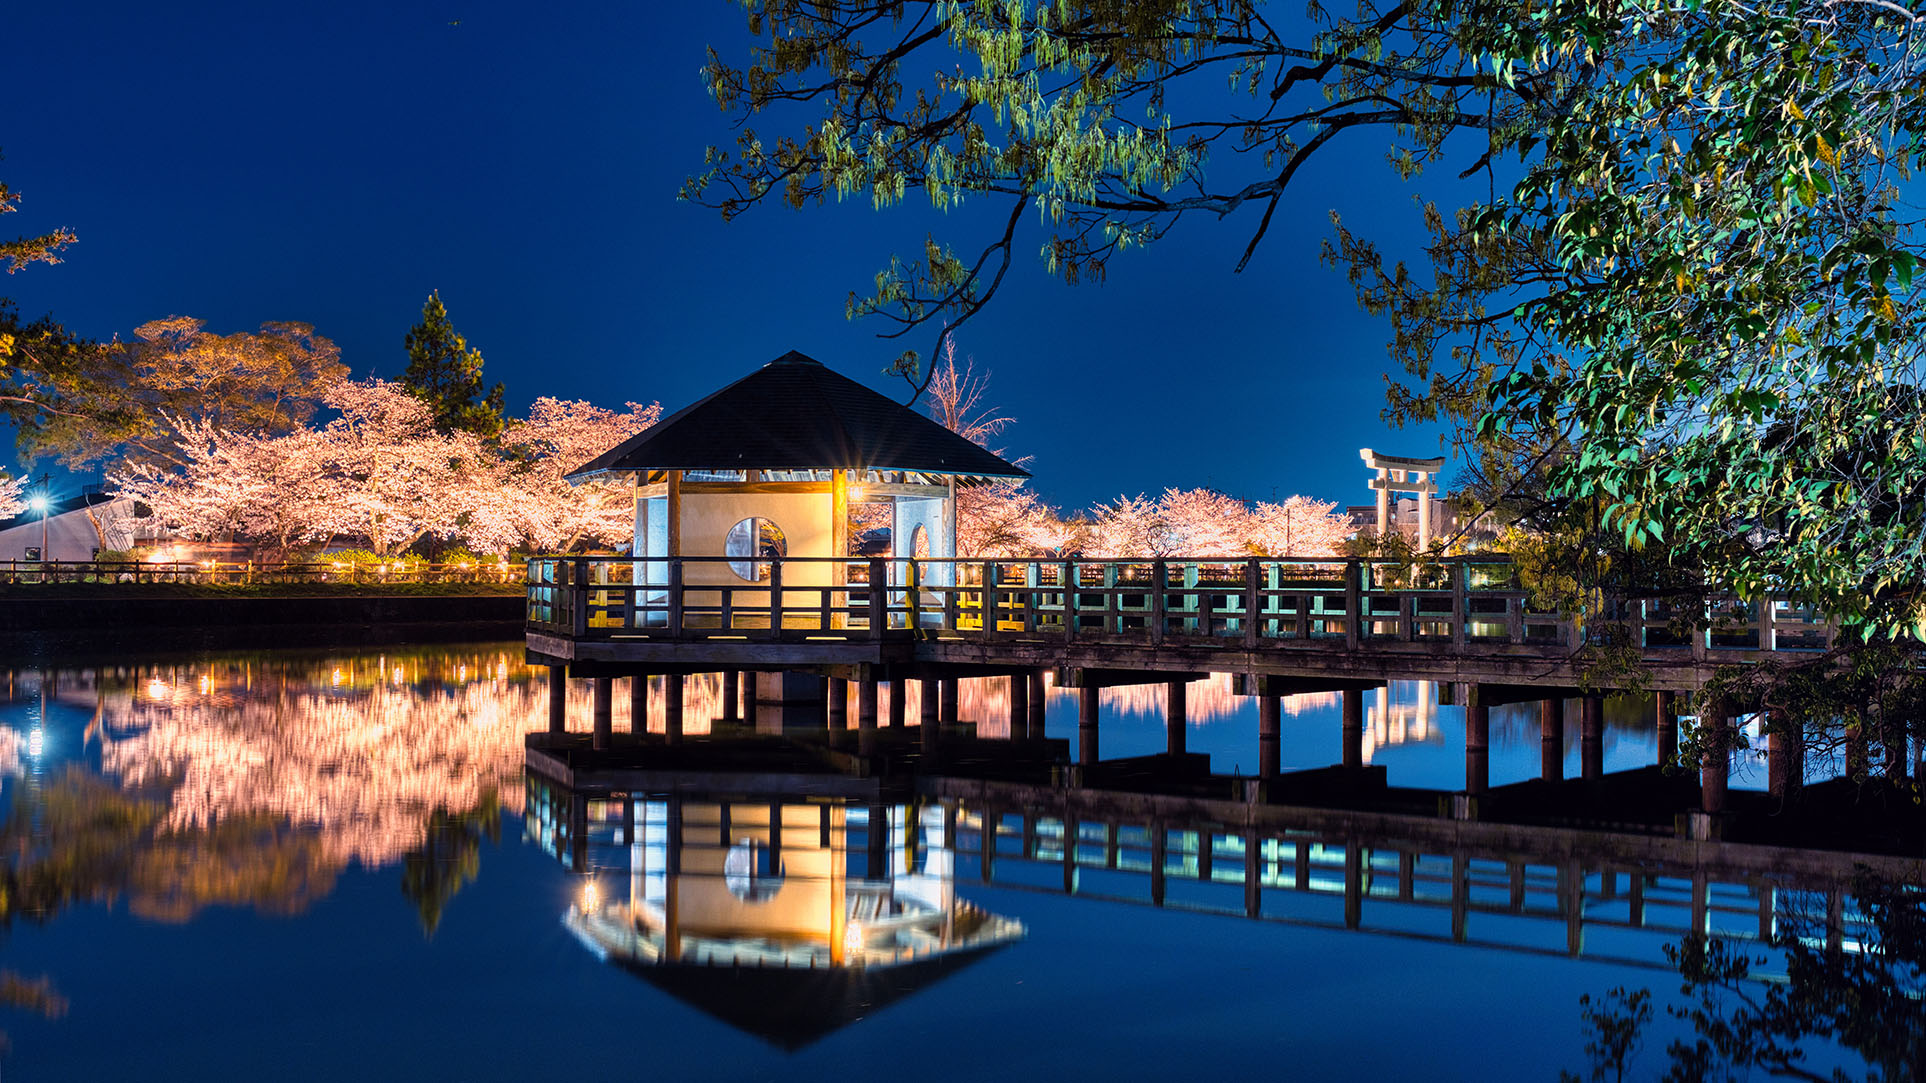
[525,554,1834,692]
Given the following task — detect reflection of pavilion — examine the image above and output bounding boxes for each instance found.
[532,775,1023,1048]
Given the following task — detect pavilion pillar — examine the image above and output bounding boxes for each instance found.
[827,678,848,731]
[1009,674,1028,740]
[663,674,684,746]
[940,678,960,727]
[1027,671,1047,738]
[628,674,648,734]
[1258,694,1281,782]
[1078,686,1100,765]
[1656,691,1678,766]
[1465,686,1490,795]
[1165,680,1187,757]
[1540,697,1564,782]
[1580,696,1604,781]
[591,677,613,751]
[1341,687,1364,769]
[858,677,879,757]
[887,680,906,729]
[721,671,740,723]
[1767,709,1804,799]
[547,665,566,735]
[1701,703,1731,815]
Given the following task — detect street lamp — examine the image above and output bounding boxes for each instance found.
[25,493,49,562]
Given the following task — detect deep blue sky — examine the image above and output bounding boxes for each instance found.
[6,1,1477,511]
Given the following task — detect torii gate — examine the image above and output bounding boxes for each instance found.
[1360,448,1446,550]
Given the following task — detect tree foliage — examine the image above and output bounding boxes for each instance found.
[1330,0,1926,635]
[401,291,506,440]
[687,0,1546,391]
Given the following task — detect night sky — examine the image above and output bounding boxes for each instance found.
[7,1,1480,511]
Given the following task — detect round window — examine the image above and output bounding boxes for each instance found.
[726,517,786,581]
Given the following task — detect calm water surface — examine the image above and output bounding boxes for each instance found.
[0,645,1885,1079]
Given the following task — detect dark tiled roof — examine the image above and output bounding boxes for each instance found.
[568,350,1029,481]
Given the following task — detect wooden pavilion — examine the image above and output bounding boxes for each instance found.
[567,349,1027,602]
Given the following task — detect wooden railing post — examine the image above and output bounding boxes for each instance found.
[982,561,999,637]
[1062,561,1078,642]
[768,558,785,634]
[1150,559,1167,646]
[1243,559,1260,648]
[1343,560,1361,650]
[1450,560,1468,648]
[667,558,684,637]
[571,557,589,638]
[907,557,921,629]
[868,557,887,635]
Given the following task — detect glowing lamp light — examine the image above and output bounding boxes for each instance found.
[580,879,600,913]
[848,484,868,501]
[146,678,169,699]
[27,727,44,760]
[844,924,866,956]
[25,494,48,514]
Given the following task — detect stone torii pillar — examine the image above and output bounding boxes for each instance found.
[1360,448,1447,550]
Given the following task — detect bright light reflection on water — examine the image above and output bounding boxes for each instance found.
[0,643,1891,1079]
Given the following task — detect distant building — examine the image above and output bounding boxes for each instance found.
[0,492,155,561]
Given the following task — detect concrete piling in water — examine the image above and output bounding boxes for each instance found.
[1701,703,1731,815]
[664,673,684,745]
[1580,696,1604,781]
[591,677,612,750]
[548,664,567,735]
[629,675,648,734]
[1027,671,1047,738]
[887,680,906,729]
[1540,697,1564,782]
[1079,685,1100,765]
[721,671,739,723]
[1009,674,1028,739]
[1465,686,1489,795]
[940,678,960,727]
[828,678,848,731]
[1258,694,1281,782]
[1341,687,1363,770]
[858,678,879,757]
[1166,680,1187,756]
[1655,690,1678,766]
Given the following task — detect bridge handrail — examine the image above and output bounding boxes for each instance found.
[523,554,1833,656]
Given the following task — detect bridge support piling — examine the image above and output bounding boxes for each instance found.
[1768,709,1804,799]
[940,678,959,727]
[1701,703,1731,815]
[1009,674,1028,740]
[920,678,939,729]
[1341,687,1363,770]
[1581,696,1604,781]
[547,665,566,735]
[1465,686,1490,795]
[1541,697,1564,782]
[664,674,684,746]
[739,671,756,724]
[1027,671,1047,738]
[1258,694,1281,781]
[887,680,906,729]
[1166,680,1187,757]
[827,678,848,731]
[1656,691,1678,765]
[591,677,612,750]
[628,675,648,734]
[858,678,879,757]
[721,671,739,723]
[1079,686,1100,765]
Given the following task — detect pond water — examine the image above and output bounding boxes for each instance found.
[0,644,1901,1080]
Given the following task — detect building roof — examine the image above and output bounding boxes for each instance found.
[567,350,1029,482]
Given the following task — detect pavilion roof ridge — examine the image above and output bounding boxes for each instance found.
[566,349,1030,482]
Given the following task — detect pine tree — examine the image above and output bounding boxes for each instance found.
[400,291,505,439]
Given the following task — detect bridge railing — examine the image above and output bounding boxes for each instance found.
[524,555,1834,655]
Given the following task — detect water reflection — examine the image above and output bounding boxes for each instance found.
[530,779,1023,1048]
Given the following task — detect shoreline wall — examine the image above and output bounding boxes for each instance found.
[0,594,525,661]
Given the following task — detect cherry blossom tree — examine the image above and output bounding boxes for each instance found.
[502,397,659,552]
[1251,496,1354,557]
[0,472,25,520]
[924,338,1075,557]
